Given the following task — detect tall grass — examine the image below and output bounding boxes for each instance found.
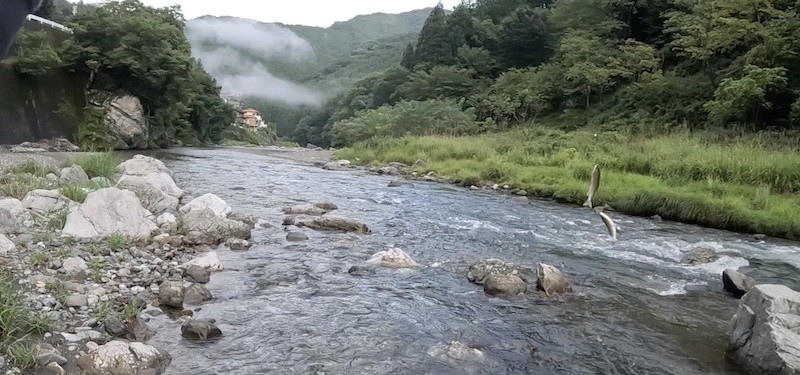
[337,128,800,239]
[0,274,51,369]
[64,152,122,179]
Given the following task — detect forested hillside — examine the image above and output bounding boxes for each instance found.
[299,0,800,147]
[184,9,431,135]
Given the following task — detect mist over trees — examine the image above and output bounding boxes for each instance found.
[297,0,800,147]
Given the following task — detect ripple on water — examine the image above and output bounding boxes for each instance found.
[141,148,799,375]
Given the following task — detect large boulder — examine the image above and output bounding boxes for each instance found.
[158,281,184,308]
[105,96,149,150]
[182,209,251,245]
[728,284,800,374]
[295,216,371,234]
[0,198,34,234]
[365,248,419,269]
[21,190,71,218]
[116,175,179,216]
[61,188,157,241]
[76,340,171,375]
[179,193,231,217]
[536,263,571,295]
[183,252,223,272]
[117,155,182,199]
[59,165,89,184]
[467,259,534,285]
[723,269,757,298]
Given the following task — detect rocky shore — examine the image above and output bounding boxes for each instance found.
[0,154,256,374]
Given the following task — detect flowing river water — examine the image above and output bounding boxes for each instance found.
[141,147,800,375]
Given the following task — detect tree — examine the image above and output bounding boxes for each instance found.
[557,32,621,108]
[496,5,553,69]
[414,4,456,67]
[400,43,416,69]
[704,65,788,124]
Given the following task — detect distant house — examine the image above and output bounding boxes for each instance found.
[236,107,265,131]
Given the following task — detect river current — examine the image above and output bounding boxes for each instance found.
[142,148,800,375]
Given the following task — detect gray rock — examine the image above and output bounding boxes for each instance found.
[282,204,328,216]
[104,96,150,150]
[728,284,800,374]
[116,175,179,216]
[723,269,757,298]
[536,263,571,295]
[286,231,308,242]
[90,176,112,187]
[126,315,154,342]
[0,234,15,256]
[179,193,231,218]
[182,208,251,245]
[0,198,35,234]
[59,165,89,184]
[467,259,534,285]
[282,216,295,226]
[183,252,223,272]
[158,281,184,308]
[681,247,718,265]
[364,248,419,269]
[322,162,346,171]
[484,274,527,297]
[77,340,171,375]
[184,265,210,284]
[66,295,88,307]
[103,315,127,337]
[515,190,528,196]
[21,189,71,218]
[42,362,66,375]
[183,284,212,305]
[61,188,157,241]
[117,155,183,199]
[226,238,250,251]
[377,166,400,175]
[62,257,88,276]
[295,216,371,234]
[228,212,258,228]
[181,319,222,340]
[388,180,413,188]
[314,201,338,211]
[754,234,767,241]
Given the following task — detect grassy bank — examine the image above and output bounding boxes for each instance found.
[0,152,121,200]
[336,127,800,239]
[0,274,50,368]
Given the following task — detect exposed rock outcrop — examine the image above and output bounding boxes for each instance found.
[723,269,757,298]
[116,175,179,216]
[117,155,183,199]
[61,188,157,241]
[484,274,527,297]
[295,216,371,234]
[182,208,251,245]
[180,193,231,217]
[105,95,149,150]
[728,284,800,375]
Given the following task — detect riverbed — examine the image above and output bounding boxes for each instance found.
[144,147,800,375]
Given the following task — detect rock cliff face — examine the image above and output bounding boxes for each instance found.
[0,64,86,145]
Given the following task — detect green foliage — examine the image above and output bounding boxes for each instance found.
[6,160,57,177]
[105,234,128,251]
[338,128,800,239]
[330,99,479,147]
[0,273,51,369]
[705,65,788,124]
[413,4,455,68]
[47,210,68,231]
[29,251,50,267]
[10,30,63,76]
[221,125,278,146]
[398,65,485,101]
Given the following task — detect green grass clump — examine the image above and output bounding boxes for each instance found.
[65,152,122,179]
[337,127,800,239]
[6,160,57,177]
[0,274,51,369]
[105,233,127,251]
[0,173,47,200]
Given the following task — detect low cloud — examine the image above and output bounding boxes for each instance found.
[186,18,323,106]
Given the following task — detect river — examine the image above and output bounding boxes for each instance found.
[142,147,800,375]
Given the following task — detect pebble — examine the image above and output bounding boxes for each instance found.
[65,295,88,307]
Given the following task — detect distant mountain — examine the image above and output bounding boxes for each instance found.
[185,8,431,108]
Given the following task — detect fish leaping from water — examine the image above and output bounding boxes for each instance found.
[595,207,617,241]
[584,164,601,208]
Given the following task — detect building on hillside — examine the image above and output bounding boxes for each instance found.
[235,107,265,131]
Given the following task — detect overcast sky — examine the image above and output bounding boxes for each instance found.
[84,0,461,27]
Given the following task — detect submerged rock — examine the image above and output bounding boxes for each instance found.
[536,263,571,295]
[388,180,413,188]
[181,319,222,341]
[286,231,309,242]
[183,208,251,245]
[365,248,419,268]
[681,247,718,265]
[723,269,757,298]
[295,216,371,234]
[77,340,171,375]
[226,238,250,251]
[467,259,534,285]
[728,284,800,374]
[427,341,485,365]
[484,274,527,297]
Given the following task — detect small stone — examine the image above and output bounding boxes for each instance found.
[226,238,250,251]
[183,284,212,305]
[753,234,766,241]
[181,319,222,340]
[184,265,210,284]
[286,231,309,242]
[66,295,88,307]
[42,362,66,375]
[515,190,528,196]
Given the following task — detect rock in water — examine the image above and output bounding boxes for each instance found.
[286,231,308,242]
[126,315,155,342]
[365,248,419,268]
[282,204,328,216]
[183,284,213,305]
[427,341,485,365]
[183,252,223,272]
[182,209,251,245]
[681,247,718,265]
[314,201,338,211]
[179,193,232,217]
[723,269,757,298]
[184,265,210,284]
[226,238,250,251]
[295,216,371,234]
[158,281,184,308]
[466,259,534,285]
[536,263,571,295]
[728,284,800,374]
[484,274,527,297]
[61,188,157,241]
[77,340,171,375]
[181,319,222,340]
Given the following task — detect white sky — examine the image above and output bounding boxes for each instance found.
[83,0,461,27]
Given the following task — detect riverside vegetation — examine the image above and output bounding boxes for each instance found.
[277,0,800,240]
